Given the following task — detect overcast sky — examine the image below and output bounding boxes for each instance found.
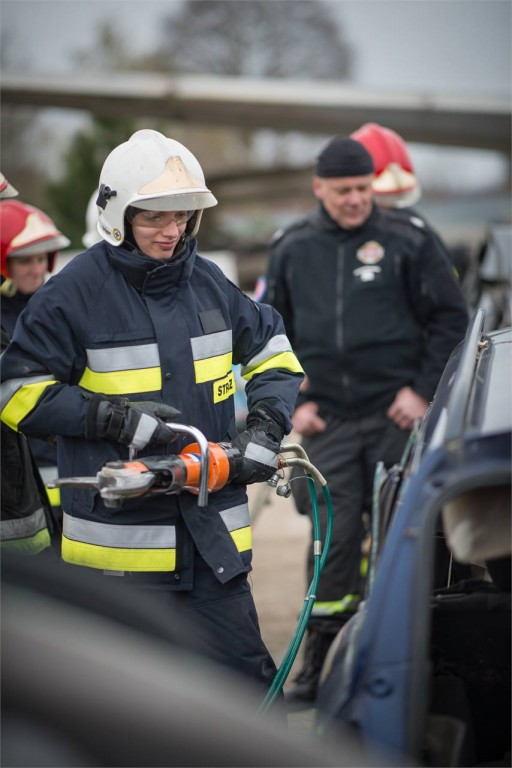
[2,0,511,190]
[3,0,511,95]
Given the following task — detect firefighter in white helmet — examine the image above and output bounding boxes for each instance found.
[0,130,304,698]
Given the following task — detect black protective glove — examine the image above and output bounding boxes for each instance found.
[231,405,285,484]
[85,396,181,451]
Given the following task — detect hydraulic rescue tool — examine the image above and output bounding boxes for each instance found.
[51,440,249,508]
[49,424,334,713]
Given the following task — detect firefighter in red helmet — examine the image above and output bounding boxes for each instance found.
[0,199,70,534]
[0,200,70,322]
[351,122,471,285]
[350,122,421,209]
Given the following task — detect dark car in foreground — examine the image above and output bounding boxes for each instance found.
[316,308,511,767]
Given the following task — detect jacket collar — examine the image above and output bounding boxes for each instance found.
[310,202,380,236]
[106,237,197,294]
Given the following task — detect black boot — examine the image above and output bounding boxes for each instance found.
[284,629,337,706]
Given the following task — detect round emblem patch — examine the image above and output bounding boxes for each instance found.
[356,240,385,265]
[112,228,122,241]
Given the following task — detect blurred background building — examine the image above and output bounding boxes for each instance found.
[1,0,510,292]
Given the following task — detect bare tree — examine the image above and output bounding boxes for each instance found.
[152,0,352,80]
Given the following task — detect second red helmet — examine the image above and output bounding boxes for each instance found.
[350,123,421,209]
[0,200,70,279]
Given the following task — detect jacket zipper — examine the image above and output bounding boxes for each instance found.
[336,245,344,351]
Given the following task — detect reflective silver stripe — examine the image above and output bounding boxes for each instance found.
[191,330,232,360]
[245,442,279,467]
[0,507,47,541]
[129,412,157,450]
[63,513,176,548]
[244,334,291,369]
[85,344,160,372]
[38,466,58,485]
[0,375,55,410]
[219,503,250,532]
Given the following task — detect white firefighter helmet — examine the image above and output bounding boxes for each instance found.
[82,190,102,248]
[96,129,218,246]
[350,123,421,209]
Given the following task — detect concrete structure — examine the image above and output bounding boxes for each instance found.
[3,71,511,153]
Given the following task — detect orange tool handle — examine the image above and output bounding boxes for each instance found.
[180,442,232,493]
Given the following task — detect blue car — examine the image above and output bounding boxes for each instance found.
[316,308,511,767]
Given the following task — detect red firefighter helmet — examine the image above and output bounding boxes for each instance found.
[350,123,421,208]
[0,200,70,279]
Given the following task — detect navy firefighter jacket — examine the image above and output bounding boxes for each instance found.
[0,239,304,589]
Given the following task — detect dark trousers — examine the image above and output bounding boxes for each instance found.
[291,409,410,632]
[157,553,279,698]
[60,550,279,702]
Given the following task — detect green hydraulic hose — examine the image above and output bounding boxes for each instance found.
[258,464,334,714]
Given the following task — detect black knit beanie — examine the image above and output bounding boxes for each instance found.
[315,136,374,178]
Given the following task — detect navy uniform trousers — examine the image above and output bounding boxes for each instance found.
[292,408,410,633]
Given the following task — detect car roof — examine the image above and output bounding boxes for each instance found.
[425,313,511,457]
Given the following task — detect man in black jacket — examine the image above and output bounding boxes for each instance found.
[262,136,469,704]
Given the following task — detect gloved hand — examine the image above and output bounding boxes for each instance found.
[85,395,181,451]
[231,405,285,484]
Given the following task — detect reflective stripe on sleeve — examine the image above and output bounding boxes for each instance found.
[1,377,58,430]
[241,335,303,381]
[219,503,252,553]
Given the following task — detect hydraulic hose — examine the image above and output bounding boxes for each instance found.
[258,456,333,713]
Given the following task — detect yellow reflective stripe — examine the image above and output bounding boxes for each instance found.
[242,351,304,382]
[1,506,48,541]
[194,352,232,384]
[1,527,51,555]
[46,485,61,506]
[213,371,236,403]
[0,379,58,430]
[78,367,162,395]
[311,595,360,616]
[61,536,176,572]
[230,526,252,553]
